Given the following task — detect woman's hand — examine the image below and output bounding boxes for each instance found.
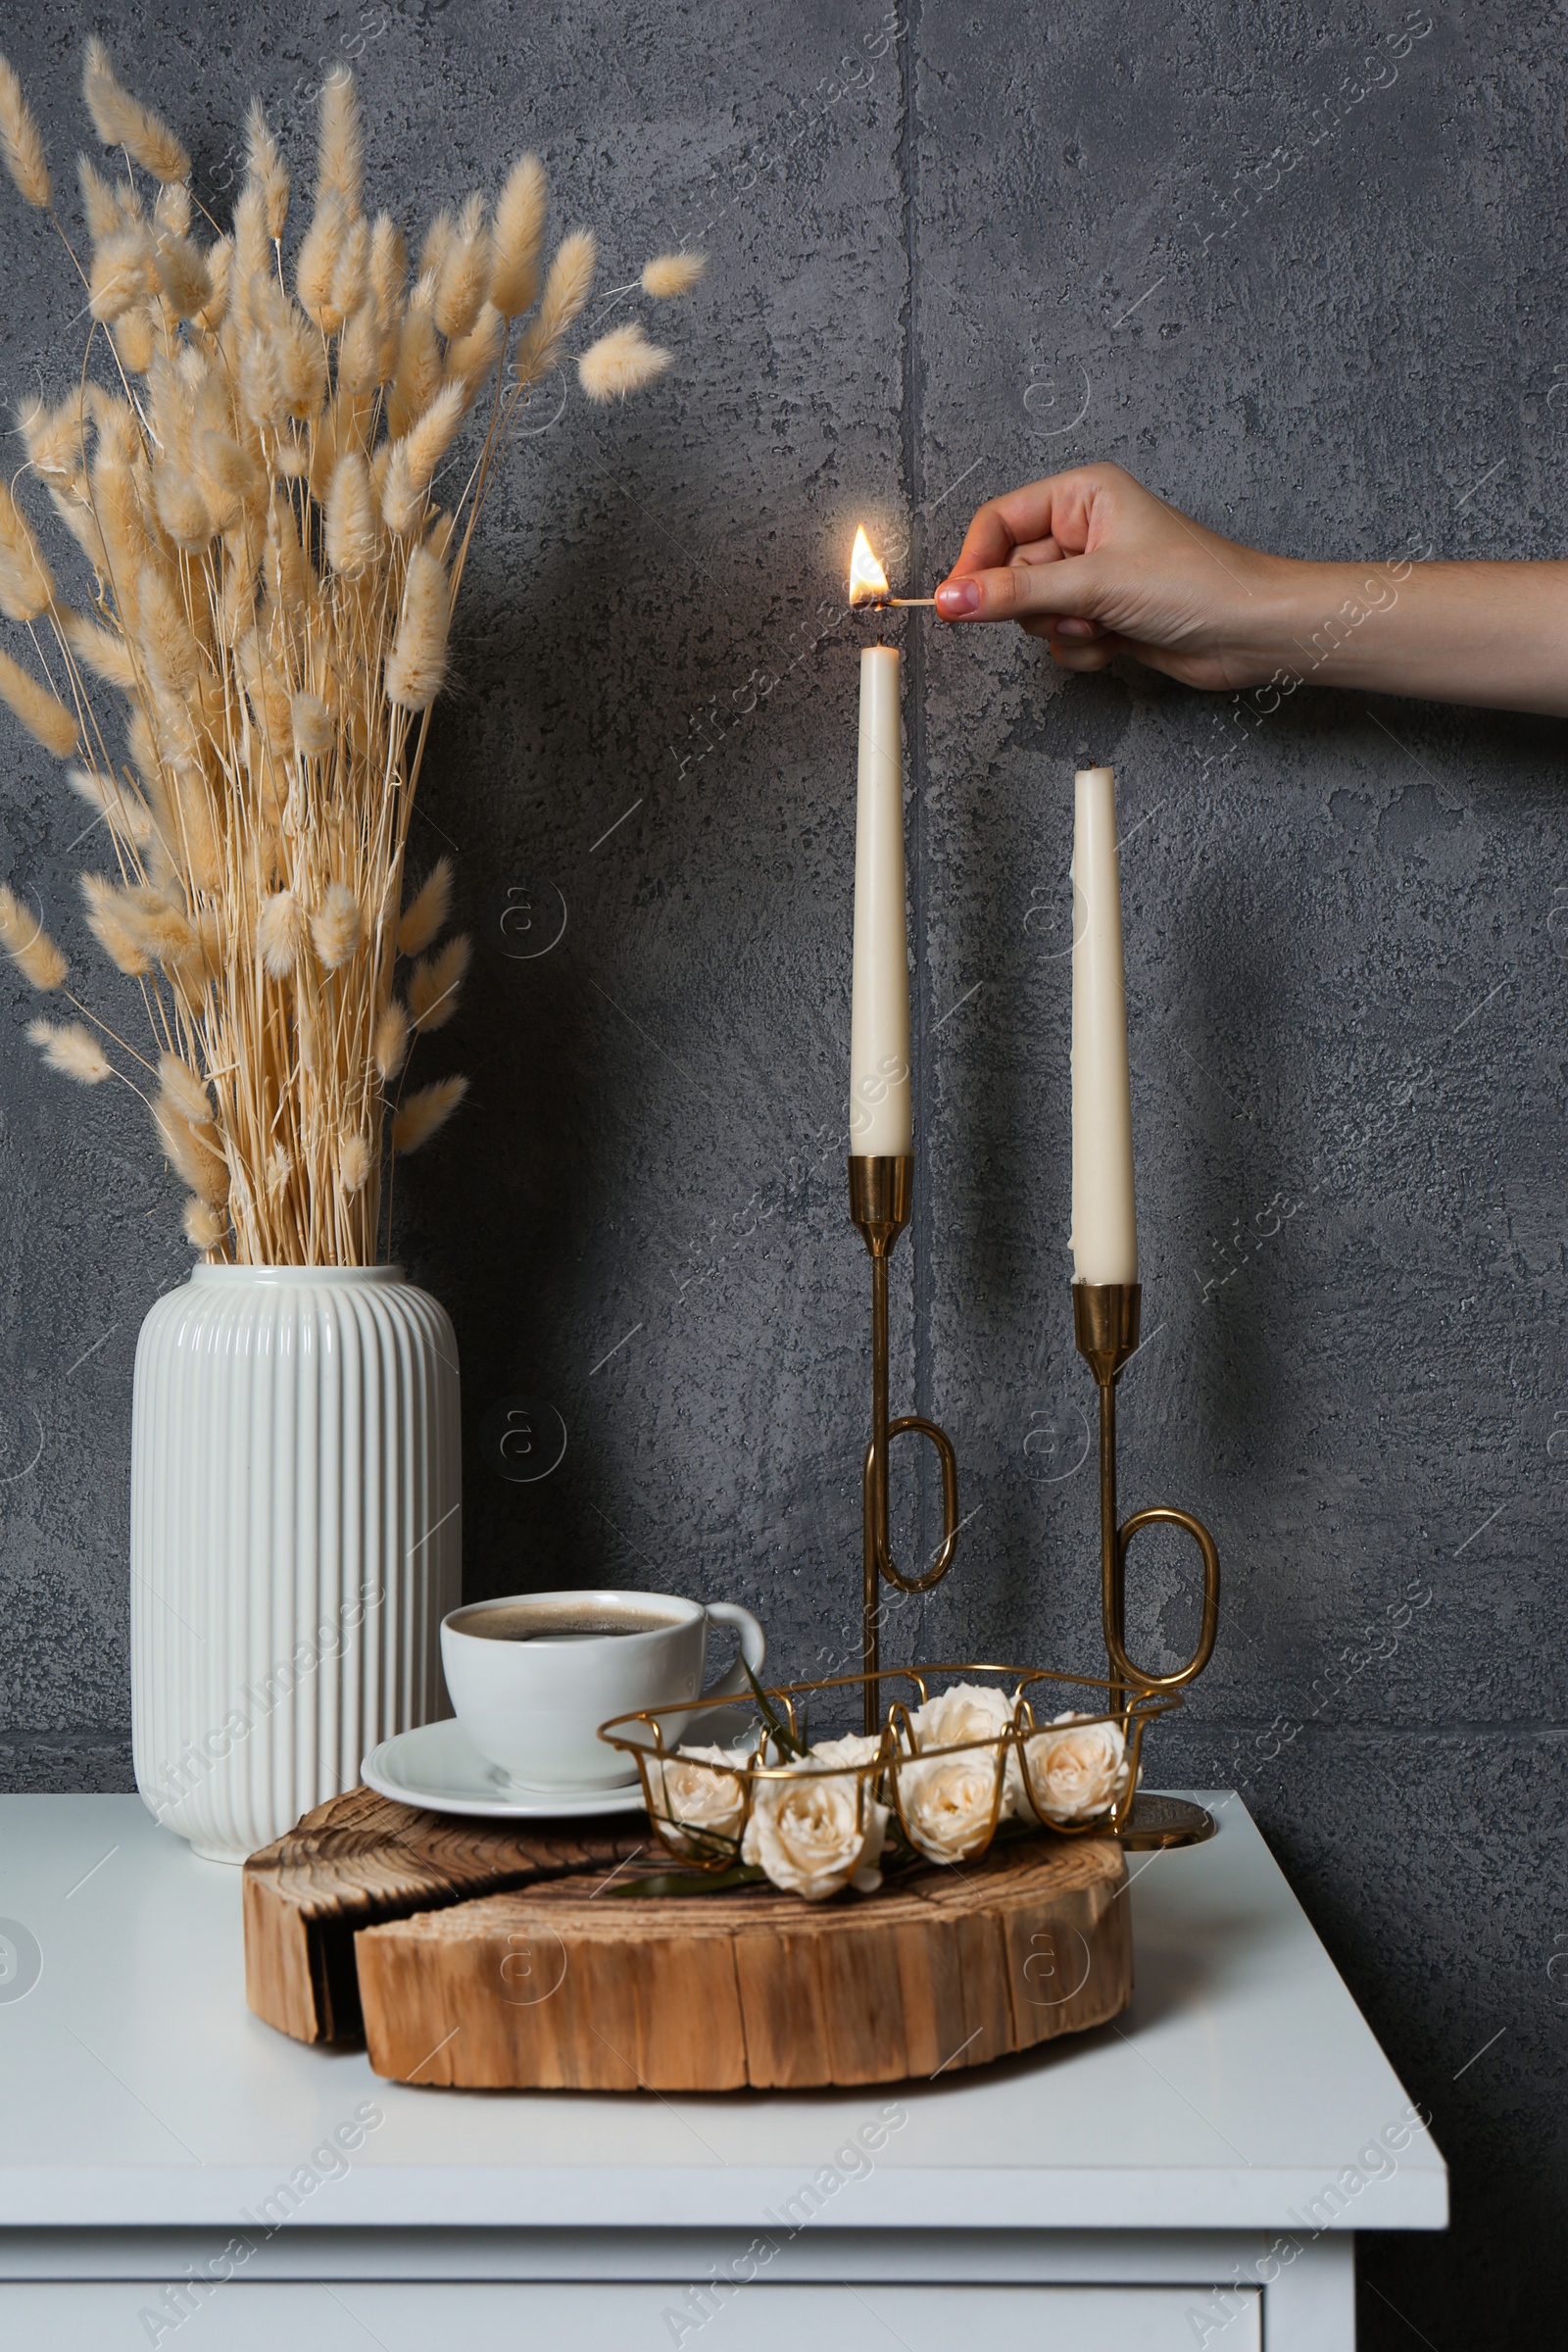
[934,464,1286,690]
[934,462,1568,717]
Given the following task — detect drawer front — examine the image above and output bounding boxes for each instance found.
[1,2278,1261,2349]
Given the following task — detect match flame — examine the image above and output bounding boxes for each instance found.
[848,525,890,607]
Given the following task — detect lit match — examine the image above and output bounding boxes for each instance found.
[848,525,937,610]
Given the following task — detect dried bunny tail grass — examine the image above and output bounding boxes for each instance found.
[0,645,77,757]
[445,303,504,400]
[336,301,384,398]
[67,762,154,845]
[324,451,382,576]
[245,98,289,239]
[407,932,470,1031]
[27,1018,111,1083]
[231,183,270,312]
[257,888,308,977]
[89,227,157,321]
[311,881,363,971]
[329,215,369,321]
[392,1073,467,1153]
[517,226,595,375]
[490,154,546,318]
[381,378,466,533]
[372,998,410,1079]
[338,1131,372,1193]
[77,155,121,239]
[419,209,456,282]
[152,463,214,550]
[434,194,492,341]
[82,38,190,185]
[0,52,49,209]
[0,489,56,622]
[193,426,261,529]
[196,234,231,331]
[641,251,706,298]
[264,494,312,622]
[135,560,201,695]
[19,390,86,481]
[118,887,198,972]
[154,1092,228,1205]
[80,871,152,974]
[153,179,190,234]
[369,213,406,316]
[63,612,138,690]
[317,67,363,214]
[422,508,457,564]
[113,307,158,375]
[0,882,67,988]
[296,192,349,331]
[182,1195,225,1250]
[153,230,212,319]
[291,690,333,760]
[396,855,452,956]
[389,302,443,440]
[157,1050,214,1130]
[578,321,671,403]
[384,542,450,710]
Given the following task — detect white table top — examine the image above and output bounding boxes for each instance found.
[0,1791,1446,2235]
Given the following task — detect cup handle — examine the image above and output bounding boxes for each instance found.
[701,1602,766,1700]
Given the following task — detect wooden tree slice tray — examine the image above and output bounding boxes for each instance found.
[244,1788,1131,2091]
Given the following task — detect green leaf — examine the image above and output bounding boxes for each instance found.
[609,1863,766,1899]
[740,1656,810,1761]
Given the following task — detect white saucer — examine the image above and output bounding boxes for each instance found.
[362,1718,648,1821]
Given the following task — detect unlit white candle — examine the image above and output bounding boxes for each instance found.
[849,645,912,1156]
[1070,765,1138,1283]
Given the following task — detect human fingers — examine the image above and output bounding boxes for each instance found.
[936,553,1105,624]
[945,466,1120,580]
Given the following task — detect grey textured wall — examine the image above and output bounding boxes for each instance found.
[0,0,1561,2336]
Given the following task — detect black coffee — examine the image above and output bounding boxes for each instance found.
[461,1602,680,1644]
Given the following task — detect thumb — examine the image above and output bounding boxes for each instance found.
[936,555,1105,624]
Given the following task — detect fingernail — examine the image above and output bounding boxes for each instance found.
[936,579,980,615]
[1054,617,1093,639]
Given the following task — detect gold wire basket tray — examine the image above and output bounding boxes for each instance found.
[599,1661,1184,1880]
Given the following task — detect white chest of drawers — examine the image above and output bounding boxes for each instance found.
[0,1790,1445,2349]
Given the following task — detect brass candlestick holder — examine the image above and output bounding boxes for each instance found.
[849,1156,961,1736]
[1073,1280,1221,1848]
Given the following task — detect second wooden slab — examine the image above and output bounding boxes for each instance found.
[355,1832,1129,2091]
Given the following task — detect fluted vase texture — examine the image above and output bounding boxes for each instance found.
[130,1265,461,1862]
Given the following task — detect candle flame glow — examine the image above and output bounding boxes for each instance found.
[849,525,890,607]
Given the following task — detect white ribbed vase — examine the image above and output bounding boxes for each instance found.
[130,1265,461,1863]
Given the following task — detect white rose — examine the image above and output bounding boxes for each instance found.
[1016,1711,1128,1826]
[894,1746,1008,1864]
[807,1733,884,1770]
[908,1681,1014,1750]
[907,1681,1017,1823]
[741,1758,888,1900]
[648,1742,750,1858]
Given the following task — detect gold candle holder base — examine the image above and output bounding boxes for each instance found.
[849,1156,961,1736]
[1074,1280,1222,1851]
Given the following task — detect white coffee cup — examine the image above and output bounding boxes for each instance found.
[439,1588,766,1791]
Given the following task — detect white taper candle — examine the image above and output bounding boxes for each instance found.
[1070,765,1138,1283]
[849,645,912,1156]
